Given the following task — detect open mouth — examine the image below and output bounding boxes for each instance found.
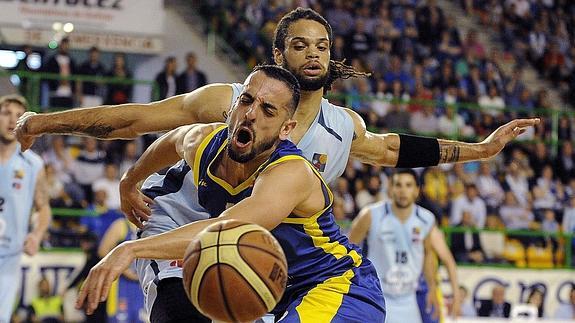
[233,126,253,148]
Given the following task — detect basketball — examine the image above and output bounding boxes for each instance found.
[182,220,288,322]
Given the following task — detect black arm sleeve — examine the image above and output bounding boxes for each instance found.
[396,134,440,168]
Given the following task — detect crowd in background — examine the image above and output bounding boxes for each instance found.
[5,0,575,269]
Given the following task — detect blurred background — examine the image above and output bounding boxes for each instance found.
[1,0,574,322]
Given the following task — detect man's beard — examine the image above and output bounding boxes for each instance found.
[227,131,279,164]
[0,134,14,145]
[282,59,329,91]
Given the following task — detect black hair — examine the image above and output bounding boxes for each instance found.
[391,168,420,187]
[252,65,300,114]
[273,7,370,92]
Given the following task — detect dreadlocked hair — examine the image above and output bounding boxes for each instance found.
[324,59,371,93]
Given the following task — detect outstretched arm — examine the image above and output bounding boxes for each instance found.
[15,83,234,150]
[347,109,539,167]
[76,160,315,314]
[24,168,52,256]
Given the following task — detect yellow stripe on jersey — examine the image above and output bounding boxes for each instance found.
[294,268,357,322]
[193,125,227,187]
[106,279,119,316]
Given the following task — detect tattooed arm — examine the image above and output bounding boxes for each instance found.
[24,168,52,256]
[346,108,539,166]
[15,83,235,150]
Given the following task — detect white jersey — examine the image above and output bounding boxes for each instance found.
[0,144,43,257]
[366,201,435,298]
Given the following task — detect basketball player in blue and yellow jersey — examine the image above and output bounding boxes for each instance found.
[76,65,386,322]
[0,95,51,322]
[349,169,460,323]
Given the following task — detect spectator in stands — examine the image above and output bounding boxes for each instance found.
[78,46,106,107]
[532,164,557,211]
[459,285,476,317]
[118,140,140,176]
[476,161,504,212]
[557,115,572,141]
[355,175,384,210]
[554,284,575,319]
[42,136,73,184]
[346,19,373,59]
[423,166,449,213]
[504,159,531,206]
[324,0,354,36]
[529,141,552,178]
[176,52,207,94]
[450,183,486,228]
[28,277,64,323]
[92,164,121,210]
[105,53,132,105]
[500,191,535,232]
[529,22,547,71]
[44,37,76,108]
[478,284,511,318]
[438,105,473,138]
[462,29,486,60]
[410,104,438,135]
[479,85,505,117]
[155,56,178,100]
[554,141,575,183]
[451,211,485,263]
[526,287,545,318]
[71,137,106,203]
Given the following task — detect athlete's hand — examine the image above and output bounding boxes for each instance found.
[426,287,440,320]
[450,288,462,318]
[119,177,154,229]
[23,232,42,256]
[15,111,39,151]
[481,118,540,158]
[76,242,135,315]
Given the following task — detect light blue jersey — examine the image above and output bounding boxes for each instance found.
[0,145,43,257]
[135,83,356,315]
[0,144,43,322]
[366,201,435,323]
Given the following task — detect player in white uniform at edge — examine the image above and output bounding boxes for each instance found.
[15,8,538,322]
[349,169,460,323]
[0,95,51,323]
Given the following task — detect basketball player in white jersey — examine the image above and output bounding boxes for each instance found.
[15,7,536,322]
[0,95,51,323]
[348,169,460,323]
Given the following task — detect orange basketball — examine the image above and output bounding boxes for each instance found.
[182,220,288,322]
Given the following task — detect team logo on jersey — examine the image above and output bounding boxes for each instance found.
[412,226,421,243]
[14,169,25,179]
[311,153,327,172]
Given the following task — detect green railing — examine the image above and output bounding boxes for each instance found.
[0,70,160,112]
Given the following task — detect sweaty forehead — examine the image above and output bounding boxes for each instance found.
[286,20,330,43]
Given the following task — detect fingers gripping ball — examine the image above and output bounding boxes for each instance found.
[182,220,288,322]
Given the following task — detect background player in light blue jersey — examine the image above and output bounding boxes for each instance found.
[349,169,460,323]
[0,95,51,323]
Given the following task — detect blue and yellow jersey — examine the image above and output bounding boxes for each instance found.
[194,126,385,320]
